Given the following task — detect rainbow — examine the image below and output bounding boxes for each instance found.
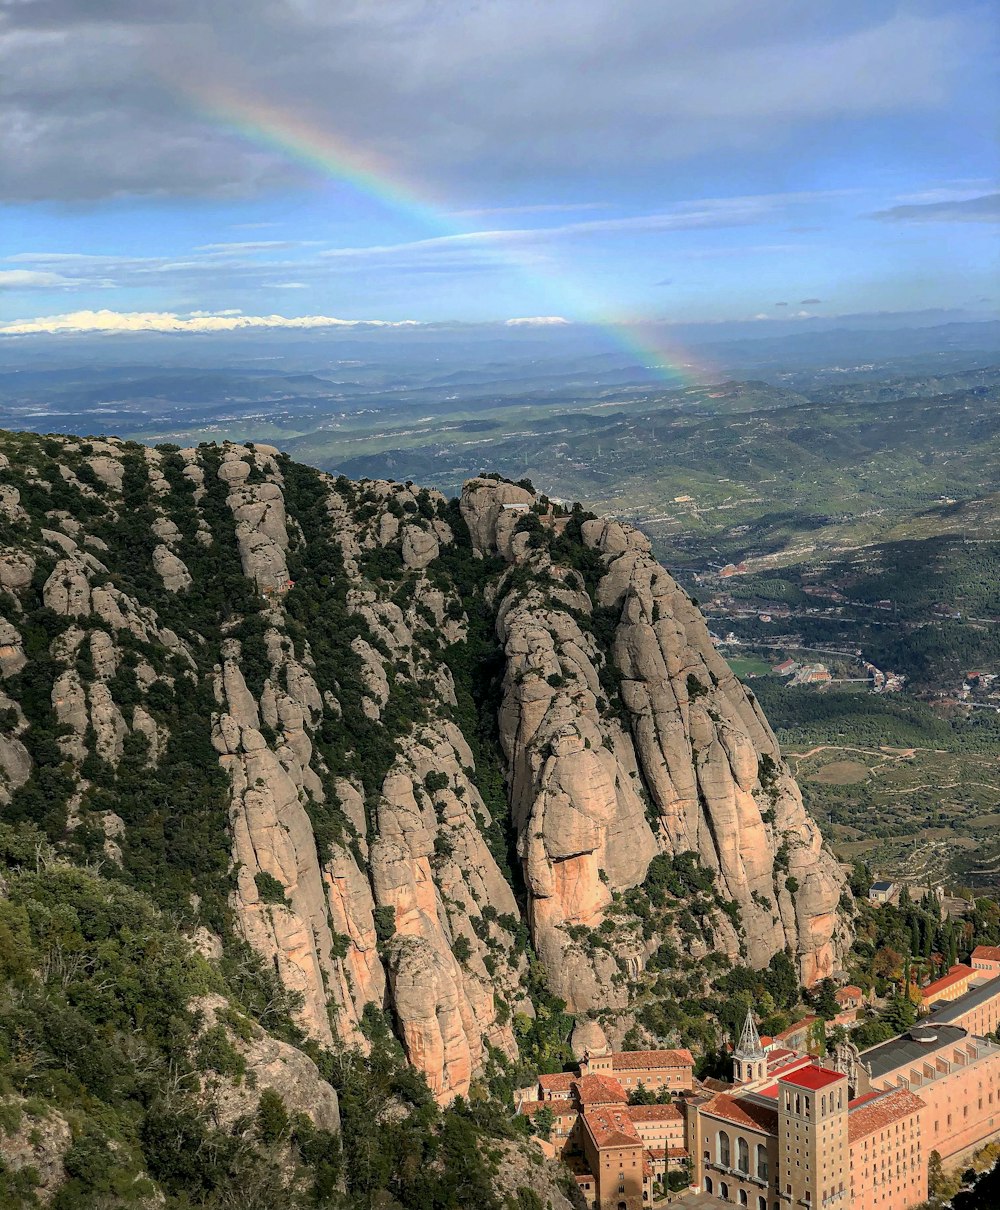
[187,82,713,385]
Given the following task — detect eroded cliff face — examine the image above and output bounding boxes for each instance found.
[464,477,849,1008]
[0,437,849,1105]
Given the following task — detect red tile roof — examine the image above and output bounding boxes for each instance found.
[779,1064,845,1092]
[972,946,1000,963]
[611,1048,694,1071]
[574,1074,628,1106]
[702,1093,778,1135]
[627,1104,683,1123]
[582,1106,644,1148]
[775,1015,820,1041]
[538,1072,576,1092]
[836,985,863,1002]
[848,1087,925,1143]
[922,964,974,1001]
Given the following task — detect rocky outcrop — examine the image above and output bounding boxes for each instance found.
[469,477,848,1004]
[0,432,850,1116]
[0,1097,73,1203]
[191,993,340,1135]
[153,543,192,592]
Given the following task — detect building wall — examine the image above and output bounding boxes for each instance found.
[849,1107,925,1210]
[778,1076,849,1209]
[581,1136,645,1210]
[934,988,1000,1036]
[921,969,976,1008]
[630,1115,685,1150]
[696,1116,776,1210]
[895,1052,1000,1162]
[611,1066,692,1093]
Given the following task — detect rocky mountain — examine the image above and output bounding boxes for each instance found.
[0,430,849,1206]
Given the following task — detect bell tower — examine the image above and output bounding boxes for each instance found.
[733,1009,767,1085]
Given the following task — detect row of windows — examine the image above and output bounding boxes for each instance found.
[714,1132,768,1178]
[702,1177,771,1209]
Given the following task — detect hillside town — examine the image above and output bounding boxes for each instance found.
[518,953,1000,1209]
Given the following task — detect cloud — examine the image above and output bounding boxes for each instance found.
[504,316,571,326]
[317,193,844,265]
[0,3,975,201]
[800,298,822,304]
[0,309,420,336]
[870,194,1000,223]
[0,270,75,288]
[774,301,788,306]
[194,240,317,253]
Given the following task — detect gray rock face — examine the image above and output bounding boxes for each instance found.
[191,993,340,1136]
[0,432,851,1114]
[153,543,193,592]
[0,1097,73,1203]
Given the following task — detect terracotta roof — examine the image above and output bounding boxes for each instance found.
[836,985,863,1001]
[538,1072,576,1092]
[972,946,1000,963]
[775,1015,819,1041]
[582,1106,644,1149]
[574,1074,628,1106]
[627,1104,683,1123]
[667,1146,689,1159]
[519,1099,576,1117]
[611,1048,694,1071]
[702,1093,778,1135]
[848,1087,925,1144]
[779,1064,845,1092]
[922,964,974,1000]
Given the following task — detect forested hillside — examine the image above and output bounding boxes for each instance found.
[0,432,850,1206]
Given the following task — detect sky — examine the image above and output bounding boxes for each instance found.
[0,0,997,334]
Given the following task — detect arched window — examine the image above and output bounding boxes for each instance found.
[740,1193,749,1207]
[795,1095,801,1115]
[759,1199,767,1210]
[718,1131,731,1167]
[737,1137,750,1173]
[756,1143,769,1181]
[821,1094,827,1115]
[706,1176,714,1194]
[721,1183,730,1202]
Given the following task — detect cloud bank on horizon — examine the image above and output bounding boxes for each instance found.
[1,1,997,328]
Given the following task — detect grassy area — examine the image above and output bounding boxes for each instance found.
[726,656,773,678]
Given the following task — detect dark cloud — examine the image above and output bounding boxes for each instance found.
[870,194,1000,223]
[0,1,972,202]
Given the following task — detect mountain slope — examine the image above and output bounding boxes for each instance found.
[0,433,849,1118]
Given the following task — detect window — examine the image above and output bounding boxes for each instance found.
[738,1137,750,1174]
[721,1183,730,1201]
[758,1200,766,1210]
[740,1193,749,1207]
[757,1144,769,1181]
[706,1177,714,1194]
[718,1131,731,1167]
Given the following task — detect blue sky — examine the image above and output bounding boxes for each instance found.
[0,1,997,333]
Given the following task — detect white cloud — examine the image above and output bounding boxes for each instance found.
[0,309,420,336]
[505,316,571,326]
[0,269,75,288]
